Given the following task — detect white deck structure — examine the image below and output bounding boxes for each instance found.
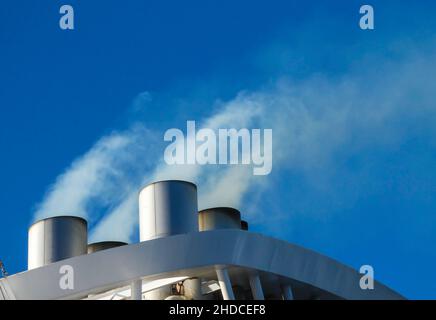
[0,181,404,300]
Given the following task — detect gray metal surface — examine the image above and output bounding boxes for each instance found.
[87,241,127,254]
[249,274,265,300]
[199,207,241,231]
[216,268,235,300]
[241,220,249,231]
[28,216,87,270]
[5,229,405,300]
[139,180,198,241]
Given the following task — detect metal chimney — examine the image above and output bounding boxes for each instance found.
[28,216,87,270]
[198,207,241,231]
[139,180,198,241]
[139,180,199,300]
[87,241,127,254]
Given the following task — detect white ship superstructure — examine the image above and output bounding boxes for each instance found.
[0,180,404,300]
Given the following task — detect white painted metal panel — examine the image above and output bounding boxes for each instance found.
[2,230,405,300]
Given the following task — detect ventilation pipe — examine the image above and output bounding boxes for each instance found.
[139,180,199,300]
[28,216,87,270]
[87,241,127,254]
[139,180,198,241]
[198,207,241,231]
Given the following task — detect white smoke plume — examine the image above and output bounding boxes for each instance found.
[33,44,436,243]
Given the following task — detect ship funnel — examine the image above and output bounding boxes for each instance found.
[198,207,241,231]
[139,180,199,300]
[28,216,87,270]
[139,180,198,241]
[87,241,127,254]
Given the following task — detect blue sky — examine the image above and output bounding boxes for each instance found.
[1,0,436,299]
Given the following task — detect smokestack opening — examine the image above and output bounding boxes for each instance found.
[28,216,87,270]
[87,241,127,254]
[198,207,241,231]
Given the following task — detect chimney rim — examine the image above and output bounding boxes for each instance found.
[87,241,128,247]
[138,179,197,195]
[29,215,87,229]
[199,207,241,216]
